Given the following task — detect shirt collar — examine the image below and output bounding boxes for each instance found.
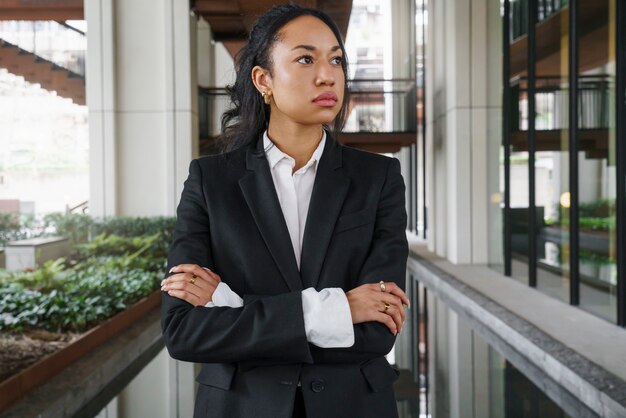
[263,130,326,170]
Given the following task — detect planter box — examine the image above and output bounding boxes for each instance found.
[0,249,4,269]
[0,290,162,413]
[4,236,70,271]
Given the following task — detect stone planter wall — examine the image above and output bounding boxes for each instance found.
[0,290,162,414]
[4,237,70,271]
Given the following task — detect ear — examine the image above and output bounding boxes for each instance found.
[251,65,273,94]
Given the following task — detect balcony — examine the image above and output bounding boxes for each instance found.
[198,79,417,155]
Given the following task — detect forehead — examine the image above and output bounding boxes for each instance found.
[276,15,340,50]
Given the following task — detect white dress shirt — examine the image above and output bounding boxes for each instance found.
[205,130,355,350]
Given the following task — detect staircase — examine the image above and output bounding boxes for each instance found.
[0,38,85,105]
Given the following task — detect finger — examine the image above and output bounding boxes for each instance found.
[373,312,398,335]
[169,263,200,274]
[166,289,202,307]
[162,272,215,293]
[384,306,403,333]
[383,282,410,307]
[375,299,402,333]
[380,293,405,323]
[169,264,219,287]
[164,279,203,300]
[182,272,218,294]
[188,265,220,286]
[202,267,222,283]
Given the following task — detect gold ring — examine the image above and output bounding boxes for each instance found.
[189,275,196,285]
[383,302,390,313]
[379,281,386,292]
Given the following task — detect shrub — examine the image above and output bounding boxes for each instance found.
[0,215,175,333]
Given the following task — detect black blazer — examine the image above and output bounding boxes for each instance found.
[161,132,409,418]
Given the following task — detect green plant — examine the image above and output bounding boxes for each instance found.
[92,216,175,239]
[43,212,93,245]
[579,217,615,231]
[579,198,616,218]
[74,233,160,259]
[0,268,160,333]
[0,215,175,334]
[0,258,67,292]
[0,213,31,246]
[543,216,615,231]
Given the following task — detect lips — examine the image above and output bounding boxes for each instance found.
[312,92,338,106]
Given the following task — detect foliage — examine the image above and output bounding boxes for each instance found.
[92,216,176,242]
[579,217,615,231]
[0,258,67,292]
[579,249,616,266]
[579,198,616,218]
[0,268,159,333]
[0,213,37,246]
[545,216,615,231]
[43,212,93,245]
[0,215,175,333]
[73,233,164,263]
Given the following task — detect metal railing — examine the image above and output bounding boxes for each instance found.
[344,79,417,133]
[0,20,86,77]
[198,87,230,139]
[511,75,611,131]
[198,79,418,138]
[510,0,568,41]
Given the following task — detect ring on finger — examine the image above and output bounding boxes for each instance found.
[383,302,390,313]
[379,281,386,292]
[189,274,197,285]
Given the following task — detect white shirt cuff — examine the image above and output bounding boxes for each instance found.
[204,282,243,307]
[301,287,355,348]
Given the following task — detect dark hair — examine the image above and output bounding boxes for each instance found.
[217,3,350,153]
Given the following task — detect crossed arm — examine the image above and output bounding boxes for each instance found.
[160,158,409,365]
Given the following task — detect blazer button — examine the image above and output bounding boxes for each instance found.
[311,379,325,393]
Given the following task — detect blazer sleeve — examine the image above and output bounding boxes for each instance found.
[309,157,409,364]
[161,159,313,364]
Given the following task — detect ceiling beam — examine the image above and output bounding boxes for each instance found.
[0,0,83,20]
[194,0,353,57]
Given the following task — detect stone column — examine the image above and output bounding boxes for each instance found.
[85,1,200,417]
[86,0,197,218]
[426,0,502,264]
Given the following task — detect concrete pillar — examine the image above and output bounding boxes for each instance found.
[428,292,501,418]
[429,291,450,418]
[214,42,236,88]
[472,328,492,418]
[426,0,502,264]
[447,311,474,418]
[85,0,117,217]
[86,0,197,218]
[86,1,199,417]
[197,18,215,88]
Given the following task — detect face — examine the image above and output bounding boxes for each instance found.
[254,15,346,127]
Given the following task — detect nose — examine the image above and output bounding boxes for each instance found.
[315,61,336,86]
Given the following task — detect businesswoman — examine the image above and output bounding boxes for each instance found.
[161,4,410,418]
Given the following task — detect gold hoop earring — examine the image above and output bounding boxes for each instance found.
[262,91,271,105]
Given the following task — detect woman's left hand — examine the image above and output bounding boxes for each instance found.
[161,264,222,307]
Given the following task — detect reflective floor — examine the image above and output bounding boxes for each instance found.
[392,282,580,418]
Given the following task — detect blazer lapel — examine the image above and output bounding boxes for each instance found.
[239,136,303,292]
[300,133,350,289]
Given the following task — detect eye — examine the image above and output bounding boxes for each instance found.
[331,56,343,65]
[297,55,314,64]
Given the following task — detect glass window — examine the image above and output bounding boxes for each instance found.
[577,0,617,322]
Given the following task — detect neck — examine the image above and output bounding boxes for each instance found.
[266,120,324,165]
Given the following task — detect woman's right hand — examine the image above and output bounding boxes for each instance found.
[346,282,410,336]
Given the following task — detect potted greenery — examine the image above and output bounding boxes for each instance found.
[0,215,174,412]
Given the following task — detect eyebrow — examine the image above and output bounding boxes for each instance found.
[291,44,342,52]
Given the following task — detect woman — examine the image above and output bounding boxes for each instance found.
[161,4,410,418]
